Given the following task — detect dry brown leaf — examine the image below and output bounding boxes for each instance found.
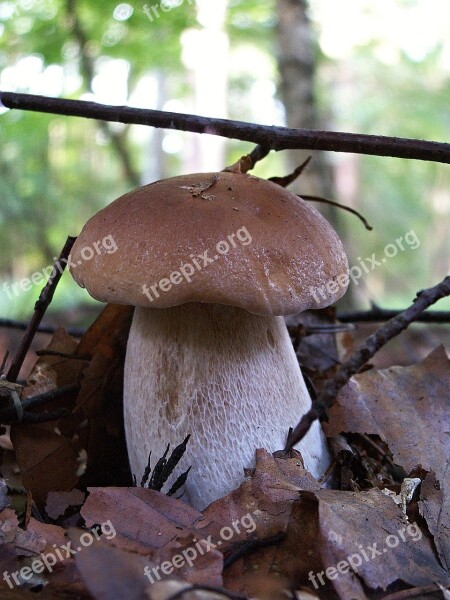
[10,305,133,510]
[324,346,450,482]
[69,529,148,600]
[1,508,49,557]
[419,472,450,572]
[45,490,86,521]
[0,509,88,594]
[74,304,133,488]
[75,303,133,418]
[10,424,79,511]
[24,328,82,395]
[10,329,86,510]
[210,450,449,599]
[315,487,448,596]
[81,487,203,554]
[199,450,323,597]
[81,486,223,587]
[0,508,20,587]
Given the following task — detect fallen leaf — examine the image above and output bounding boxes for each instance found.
[69,528,148,600]
[324,347,450,483]
[315,487,448,594]
[45,489,86,521]
[81,486,223,587]
[75,304,133,488]
[419,471,449,572]
[10,329,86,510]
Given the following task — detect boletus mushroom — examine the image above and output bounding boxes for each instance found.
[70,169,349,509]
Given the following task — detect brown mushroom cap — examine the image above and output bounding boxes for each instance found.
[70,171,349,316]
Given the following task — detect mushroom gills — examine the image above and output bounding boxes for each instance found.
[124,302,330,509]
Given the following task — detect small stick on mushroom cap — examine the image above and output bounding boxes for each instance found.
[70,170,349,509]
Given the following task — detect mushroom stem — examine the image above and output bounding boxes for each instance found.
[124,303,330,509]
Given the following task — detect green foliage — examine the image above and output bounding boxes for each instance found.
[0,0,448,319]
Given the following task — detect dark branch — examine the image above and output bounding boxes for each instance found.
[301,194,373,231]
[338,307,450,324]
[1,93,449,163]
[285,275,450,451]
[6,236,76,382]
[269,156,312,186]
[2,308,449,342]
[0,318,84,337]
[0,384,77,424]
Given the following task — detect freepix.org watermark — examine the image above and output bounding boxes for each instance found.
[144,511,257,584]
[2,520,117,589]
[143,0,194,23]
[2,235,118,300]
[311,229,420,304]
[142,226,252,304]
[308,522,422,589]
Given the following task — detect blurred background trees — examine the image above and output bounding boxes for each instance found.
[0,0,449,324]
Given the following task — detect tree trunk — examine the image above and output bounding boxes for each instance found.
[276,0,355,307]
[276,0,332,200]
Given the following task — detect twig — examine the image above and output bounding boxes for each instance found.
[6,236,76,383]
[21,384,78,411]
[248,144,271,168]
[0,384,78,424]
[35,349,90,360]
[359,433,395,468]
[223,532,287,569]
[338,307,450,324]
[2,308,448,345]
[285,275,450,451]
[18,408,69,424]
[0,318,84,337]
[268,156,373,230]
[1,93,449,163]
[287,323,356,337]
[301,194,373,230]
[268,156,312,186]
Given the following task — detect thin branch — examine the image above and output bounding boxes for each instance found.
[285,275,450,452]
[18,408,69,424]
[223,532,286,569]
[2,308,449,342]
[34,349,90,360]
[0,318,84,337]
[6,236,76,382]
[0,384,77,424]
[338,307,450,324]
[300,194,373,230]
[20,384,79,411]
[248,144,271,168]
[268,156,312,186]
[1,93,449,163]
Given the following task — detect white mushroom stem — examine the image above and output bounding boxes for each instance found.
[124,303,330,509]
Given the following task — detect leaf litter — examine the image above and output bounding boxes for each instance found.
[0,304,449,599]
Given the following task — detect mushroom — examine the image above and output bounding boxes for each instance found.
[70,170,349,509]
